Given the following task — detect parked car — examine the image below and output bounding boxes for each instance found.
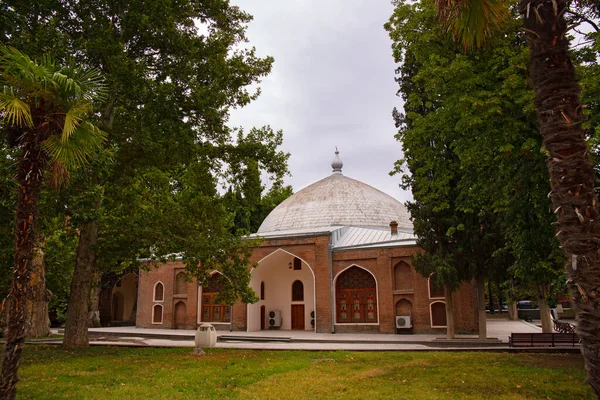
[516,300,536,310]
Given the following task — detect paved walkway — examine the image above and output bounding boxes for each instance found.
[38,318,558,352]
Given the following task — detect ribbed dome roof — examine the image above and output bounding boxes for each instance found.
[257,173,412,234]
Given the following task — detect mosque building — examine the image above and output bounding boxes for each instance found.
[132,150,478,334]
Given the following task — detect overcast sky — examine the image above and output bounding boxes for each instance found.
[228,0,412,203]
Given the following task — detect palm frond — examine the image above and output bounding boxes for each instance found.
[435,0,510,49]
[42,122,107,168]
[0,89,33,127]
[61,100,92,142]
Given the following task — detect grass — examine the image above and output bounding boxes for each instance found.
[15,346,592,399]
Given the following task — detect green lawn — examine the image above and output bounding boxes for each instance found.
[15,346,592,399]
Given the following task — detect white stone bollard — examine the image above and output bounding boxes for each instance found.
[195,323,217,348]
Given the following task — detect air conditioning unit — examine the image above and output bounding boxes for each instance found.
[268,310,281,327]
[396,316,412,329]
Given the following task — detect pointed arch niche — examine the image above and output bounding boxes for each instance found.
[247,249,315,332]
[199,273,231,324]
[334,265,378,324]
[393,261,413,292]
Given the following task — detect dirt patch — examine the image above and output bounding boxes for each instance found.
[518,354,584,368]
[357,368,391,378]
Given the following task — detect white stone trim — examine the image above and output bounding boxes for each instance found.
[248,248,316,332]
[428,273,444,299]
[153,281,164,302]
[333,264,380,325]
[429,301,447,328]
[151,303,163,324]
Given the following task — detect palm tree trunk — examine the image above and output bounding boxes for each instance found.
[63,220,99,349]
[520,0,600,395]
[24,242,51,338]
[0,129,46,400]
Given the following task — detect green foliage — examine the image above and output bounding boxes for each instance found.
[385,0,566,295]
[0,1,290,306]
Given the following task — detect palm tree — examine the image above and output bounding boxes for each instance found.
[433,0,600,395]
[0,45,106,400]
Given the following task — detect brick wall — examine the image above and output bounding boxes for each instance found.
[136,234,478,335]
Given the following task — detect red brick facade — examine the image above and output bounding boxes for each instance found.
[137,233,478,334]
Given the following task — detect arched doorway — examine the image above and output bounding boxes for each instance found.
[111,272,138,323]
[335,266,378,324]
[248,249,315,332]
[200,273,231,323]
[112,292,124,321]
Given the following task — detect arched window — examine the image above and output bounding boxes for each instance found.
[201,274,231,323]
[152,304,163,324]
[428,273,444,298]
[292,280,304,301]
[394,262,413,291]
[154,282,164,302]
[335,266,377,323]
[175,272,186,295]
[430,302,447,327]
[260,281,265,300]
[293,257,302,270]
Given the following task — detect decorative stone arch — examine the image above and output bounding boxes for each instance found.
[393,261,413,291]
[254,248,316,279]
[333,264,379,324]
[153,281,164,302]
[152,304,163,324]
[428,273,444,299]
[430,301,447,328]
[248,248,316,332]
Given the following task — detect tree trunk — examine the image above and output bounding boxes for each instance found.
[88,272,102,328]
[487,282,494,314]
[497,280,503,314]
[508,302,518,321]
[538,300,554,333]
[0,129,46,400]
[24,243,51,338]
[519,1,600,395]
[62,220,99,349]
[476,275,487,339]
[444,285,455,339]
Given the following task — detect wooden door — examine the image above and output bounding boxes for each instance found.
[291,304,305,330]
[260,305,266,330]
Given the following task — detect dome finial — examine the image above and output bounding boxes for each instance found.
[332,147,343,175]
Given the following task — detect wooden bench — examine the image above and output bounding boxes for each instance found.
[509,332,579,347]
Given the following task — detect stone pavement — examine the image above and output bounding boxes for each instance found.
[36,318,567,352]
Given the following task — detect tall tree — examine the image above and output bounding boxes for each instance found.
[432,0,600,394]
[1,1,289,348]
[0,45,106,400]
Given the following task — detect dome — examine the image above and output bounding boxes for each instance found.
[257,151,411,233]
